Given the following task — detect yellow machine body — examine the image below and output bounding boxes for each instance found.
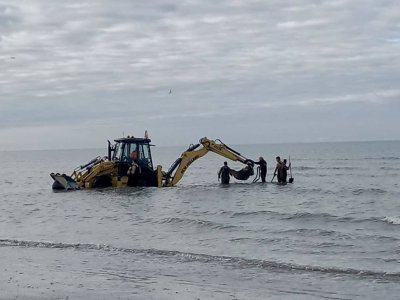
[51,136,252,190]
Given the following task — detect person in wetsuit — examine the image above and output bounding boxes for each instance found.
[218,161,231,184]
[254,156,267,182]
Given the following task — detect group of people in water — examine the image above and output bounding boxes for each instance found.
[218,156,291,185]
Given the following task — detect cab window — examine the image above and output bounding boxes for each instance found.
[137,144,153,168]
[114,143,123,160]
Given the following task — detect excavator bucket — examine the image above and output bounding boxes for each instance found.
[50,173,80,190]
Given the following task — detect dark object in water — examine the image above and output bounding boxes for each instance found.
[230,165,254,180]
[50,173,80,190]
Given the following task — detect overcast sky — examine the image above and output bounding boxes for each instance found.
[1,0,399,150]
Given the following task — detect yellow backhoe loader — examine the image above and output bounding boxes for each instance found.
[50,135,254,190]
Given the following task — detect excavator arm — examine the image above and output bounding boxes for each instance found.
[163,137,252,186]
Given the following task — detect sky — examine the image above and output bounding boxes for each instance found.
[1,0,399,150]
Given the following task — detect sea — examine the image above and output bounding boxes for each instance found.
[0,140,399,300]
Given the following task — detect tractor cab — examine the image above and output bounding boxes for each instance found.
[108,137,157,186]
[110,137,154,169]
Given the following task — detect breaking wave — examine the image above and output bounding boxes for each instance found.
[1,238,399,280]
[382,216,400,225]
[222,210,400,228]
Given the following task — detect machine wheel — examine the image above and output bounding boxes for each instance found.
[92,175,112,188]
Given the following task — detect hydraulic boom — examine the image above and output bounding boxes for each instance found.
[163,137,253,186]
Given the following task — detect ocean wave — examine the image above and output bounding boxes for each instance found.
[271,228,400,242]
[280,212,353,223]
[231,210,332,221]
[293,166,359,171]
[159,217,236,230]
[232,210,355,223]
[231,210,400,227]
[231,210,276,217]
[1,238,399,280]
[365,157,400,160]
[379,166,400,171]
[294,166,317,171]
[277,228,343,237]
[325,166,359,170]
[282,212,400,227]
[352,188,387,195]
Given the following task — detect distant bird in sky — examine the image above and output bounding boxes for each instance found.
[169,89,172,94]
[10,56,15,59]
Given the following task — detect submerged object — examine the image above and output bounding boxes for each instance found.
[230,164,255,180]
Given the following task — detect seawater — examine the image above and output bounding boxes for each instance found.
[0,141,399,299]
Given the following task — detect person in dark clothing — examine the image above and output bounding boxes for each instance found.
[281,159,291,183]
[273,156,283,183]
[218,161,231,184]
[281,159,287,183]
[254,156,267,182]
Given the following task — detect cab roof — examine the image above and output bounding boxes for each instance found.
[114,137,151,143]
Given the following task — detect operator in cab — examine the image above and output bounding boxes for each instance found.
[218,161,231,184]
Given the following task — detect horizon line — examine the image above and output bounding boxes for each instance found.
[1,138,399,152]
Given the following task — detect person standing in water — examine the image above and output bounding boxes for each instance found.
[273,156,283,183]
[254,157,267,182]
[281,159,291,183]
[218,161,231,184]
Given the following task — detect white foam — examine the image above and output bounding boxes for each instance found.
[383,216,400,225]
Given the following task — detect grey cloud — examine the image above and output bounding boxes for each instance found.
[0,0,399,149]
[0,4,21,28]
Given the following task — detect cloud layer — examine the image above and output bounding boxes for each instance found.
[1,0,399,149]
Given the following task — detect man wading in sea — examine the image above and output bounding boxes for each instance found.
[273,156,283,183]
[281,159,291,183]
[218,161,231,184]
